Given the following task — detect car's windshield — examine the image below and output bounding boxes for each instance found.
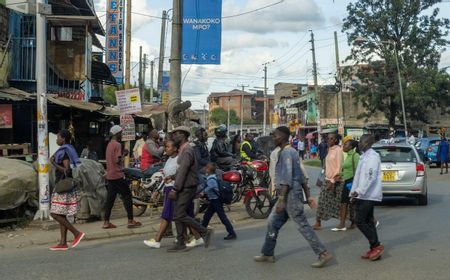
[374,146,417,163]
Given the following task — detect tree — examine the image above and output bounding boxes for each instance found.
[342,0,450,127]
[209,107,240,126]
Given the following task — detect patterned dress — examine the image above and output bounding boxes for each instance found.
[50,152,79,216]
[316,182,343,221]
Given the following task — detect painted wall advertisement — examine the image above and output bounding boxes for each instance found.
[0,104,13,129]
[115,88,142,114]
[182,0,222,64]
[120,115,135,142]
[106,0,124,84]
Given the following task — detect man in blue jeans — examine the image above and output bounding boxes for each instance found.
[254,126,333,268]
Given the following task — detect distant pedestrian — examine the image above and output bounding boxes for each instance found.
[49,129,85,251]
[310,142,318,159]
[318,137,328,168]
[80,140,98,161]
[103,125,142,229]
[313,133,343,230]
[350,134,384,261]
[298,137,306,160]
[167,126,213,252]
[254,126,333,268]
[200,162,237,240]
[407,132,416,145]
[437,134,449,175]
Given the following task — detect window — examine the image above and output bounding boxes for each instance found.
[374,147,417,163]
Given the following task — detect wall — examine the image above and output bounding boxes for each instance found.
[0,4,9,87]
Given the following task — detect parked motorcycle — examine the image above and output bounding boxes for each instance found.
[125,168,164,216]
[222,159,274,219]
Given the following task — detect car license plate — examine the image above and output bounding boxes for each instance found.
[382,171,398,182]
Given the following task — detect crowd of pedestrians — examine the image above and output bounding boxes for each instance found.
[46,123,385,265]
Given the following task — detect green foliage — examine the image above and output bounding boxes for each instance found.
[209,107,240,126]
[103,85,119,105]
[342,0,450,126]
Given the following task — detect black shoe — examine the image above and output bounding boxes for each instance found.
[224,234,237,240]
[203,228,214,248]
[167,243,188,252]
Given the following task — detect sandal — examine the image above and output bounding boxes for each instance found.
[127,220,142,228]
[102,222,117,229]
[312,224,322,230]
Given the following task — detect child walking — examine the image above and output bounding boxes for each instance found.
[200,163,237,240]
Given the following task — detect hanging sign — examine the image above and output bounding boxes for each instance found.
[115,88,142,114]
[106,0,125,84]
[120,115,136,141]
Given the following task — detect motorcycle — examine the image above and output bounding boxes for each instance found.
[125,168,164,216]
[222,159,274,219]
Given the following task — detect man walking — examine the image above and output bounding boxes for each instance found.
[254,126,333,268]
[298,137,306,160]
[167,126,213,252]
[103,125,142,229]
[350,134,384,261]
[318,136,328,168]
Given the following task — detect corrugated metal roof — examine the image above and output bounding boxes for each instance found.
[47,95,104,111]
[0,88,34,101]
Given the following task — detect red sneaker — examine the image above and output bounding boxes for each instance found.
[49,244,68,251]
[361,249,372,259]
[72,232,85,248]
[369,245,384,261]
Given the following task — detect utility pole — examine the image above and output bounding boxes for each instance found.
[143,53,147,102]
[124,0,132,167]
[334,31,345,135]
[310,30,321,134]
[238,84,249,135]
[150,60,154,103]
[168,0,182,129]
[35,0,50,220]
[227,95,230,137]
[262,61,273,136]
[157,10,167,95]
[138,45,143,101]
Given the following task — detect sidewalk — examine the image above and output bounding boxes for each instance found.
[0,203,251,250]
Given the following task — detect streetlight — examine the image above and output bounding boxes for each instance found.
[353,37,408,137]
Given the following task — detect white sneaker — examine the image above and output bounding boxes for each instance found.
[186,238,204,248]
[143,239,161,249]
[375,220,380,228]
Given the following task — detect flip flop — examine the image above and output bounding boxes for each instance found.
[102,223,117,229]
[127,221,142,228]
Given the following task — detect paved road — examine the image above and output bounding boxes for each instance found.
[1,167,449,280]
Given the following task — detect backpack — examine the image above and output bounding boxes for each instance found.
[213,177,233,205]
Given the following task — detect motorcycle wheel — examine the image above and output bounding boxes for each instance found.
[245,190,272,219]
[231,184,242,204]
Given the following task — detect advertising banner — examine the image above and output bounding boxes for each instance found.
[120,115,136,142]
[182,0,222,64]
[115,88,142,114]
[106,0,124,84]
[161,71,170,105]
[0,104,13,129]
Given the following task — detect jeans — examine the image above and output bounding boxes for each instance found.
[261,191,327,256]
[202,199,235,235]
[355,199,380,248]
[173,187,208,245]
[104,178,133,221]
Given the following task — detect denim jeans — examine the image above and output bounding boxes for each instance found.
[355,199,380,248]
[202,199,235,235]
[261,191,327,256]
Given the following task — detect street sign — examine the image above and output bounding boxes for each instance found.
[115,88,142,114]
[120,115,135,142]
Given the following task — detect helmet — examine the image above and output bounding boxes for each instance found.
[214,124,227,137]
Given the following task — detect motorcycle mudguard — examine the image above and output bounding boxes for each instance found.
[243,187,267,204]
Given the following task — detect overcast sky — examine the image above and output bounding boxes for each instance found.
[94,0,450,109]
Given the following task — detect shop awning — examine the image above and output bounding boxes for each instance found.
[0,88,34,101]
[91,61,116,85]
[47,95,104,112]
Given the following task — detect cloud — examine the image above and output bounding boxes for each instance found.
[222,0,325,34]
[222,34,280,51]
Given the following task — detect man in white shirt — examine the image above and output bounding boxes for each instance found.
[408,132,416,145]
[350,134,384,261]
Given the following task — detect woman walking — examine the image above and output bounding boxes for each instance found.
[313,133,343,230]
[437,134,449,175]
[332,137,359,231]
[49,129,85,251]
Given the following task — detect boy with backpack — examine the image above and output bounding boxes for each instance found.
[200,162,237,240]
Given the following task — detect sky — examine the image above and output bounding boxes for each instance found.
[94,0,450,109]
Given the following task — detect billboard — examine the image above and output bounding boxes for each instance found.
[106,0,124,84]
[182,0,222,64]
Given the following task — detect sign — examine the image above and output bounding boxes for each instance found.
[162,92,169,106]
[105,0,125,84]
[115,88,142,114]
[285,107,297,115]
[0,104,13,129]
[182,0,222,64]
[120,115,135,142]
[161,71,170,104]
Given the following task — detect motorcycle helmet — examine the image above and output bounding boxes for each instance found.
[214,124,228,137]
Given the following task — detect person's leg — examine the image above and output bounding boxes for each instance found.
[155,219,170,242]
[51,213,81,239]
[201,202,216,228]
[104,180,119,223]
[441,161,444,174]
[116,178,135,221]
[260,208,289,257]
[211,199,235,236]
[355,200,380,249]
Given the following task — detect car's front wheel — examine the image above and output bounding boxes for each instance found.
[418,193,428,206]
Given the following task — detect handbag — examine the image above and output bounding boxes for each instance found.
[315,169,325,187]
[54,171,76,193]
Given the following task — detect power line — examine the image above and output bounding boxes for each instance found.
[222,0,285,19]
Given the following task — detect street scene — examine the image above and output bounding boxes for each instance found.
[1,0,450,279]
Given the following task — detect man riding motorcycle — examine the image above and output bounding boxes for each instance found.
[240,133,258,161]
[210,124,236,170]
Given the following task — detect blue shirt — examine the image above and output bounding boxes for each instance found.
[275,146,304,195]
[203,174,219,200]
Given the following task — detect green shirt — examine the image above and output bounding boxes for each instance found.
[342,149,360,181]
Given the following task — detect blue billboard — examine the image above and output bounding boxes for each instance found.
[105,0,124,84]
[182,0,222,65]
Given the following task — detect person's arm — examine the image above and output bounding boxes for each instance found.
[299,160,309,180]
[242,143,257,159]
[173,149,194,192]
[203,178,219,196]
[147,140,164,158]
[217,141,233,157]
[194,145,209,167]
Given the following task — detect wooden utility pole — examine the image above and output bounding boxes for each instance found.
[143,53,147,102]
[168,0,182,129]
[310,30,321,134]
[157,10,167,94]
[150,60,154,102]
[334,31,345,134]
[238,84,249,135]
[138,45,143,101]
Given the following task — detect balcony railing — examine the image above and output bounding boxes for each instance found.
[9,37,36,81]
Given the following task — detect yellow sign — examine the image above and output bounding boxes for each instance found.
[162,92,169,106]
[130,96,138,102]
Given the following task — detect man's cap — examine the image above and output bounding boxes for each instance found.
[343,135,353,144]
[110,125,123,135]
[170,126,191,136]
